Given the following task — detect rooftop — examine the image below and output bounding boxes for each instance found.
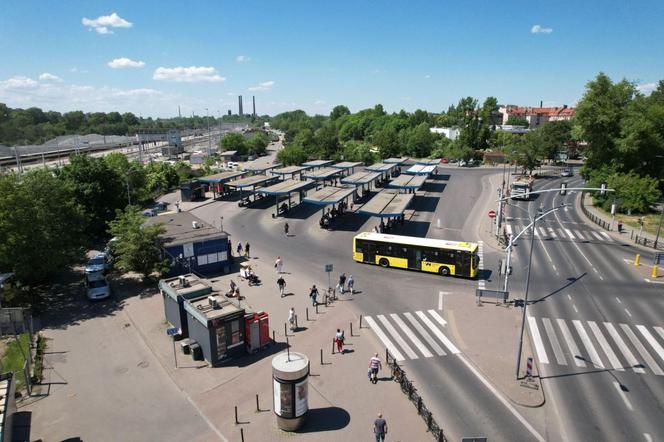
[159,274,212,299]
[186,293,244,321]
[145,211,226,247]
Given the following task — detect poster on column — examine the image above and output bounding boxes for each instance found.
[295,379,308,416]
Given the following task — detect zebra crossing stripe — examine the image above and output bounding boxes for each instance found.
[547,227,557,238]
[542,318,567,365]
[390,314,433,358]
[588,321,624,371]
[564,228,575,240]
[604,322,645,374]
[620,324,664,376]
[415,311,460,354]
[557,319,586,367]
[533,228,540,237]
[377,315,419,359]
[655,326,664,342]
[636,325,664,364]
[573,320,604,368]
[364,316,405,361]
[591,231,604,241]
[505,224,513,235]
[403,312,446,356]
[599,231,613,242]
[428,309,448,327]
[573,230,586,240]
[538,227,548,238]
[528,317,549,364]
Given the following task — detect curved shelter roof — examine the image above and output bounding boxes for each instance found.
[358,190,414,218]
[340,171,382,186]
[384,157,409,165]
[225,174,277,189]
[256,179,312,196]
[198,171,246,183]
[404,165,437,175]
[388,174,427,190]
[302,186,356,206]
[302,167,341,181]
[365,162,396,173]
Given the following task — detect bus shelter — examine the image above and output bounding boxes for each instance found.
[225,174,279,205]
[301,167,342,187]
[303,186,357,229]
[302,159,333,170]
[198,171,246,198]
[415,159,441,166]
[271,165,308,180]
[245,162,282,175]
[331,161,363,176]
[404,164,437,175]
[256,179,314,217]
[364,162,396,187]
[384,157,409,165]
[340,171,381,196]
[387,174,427,193]
[358,190,414,231]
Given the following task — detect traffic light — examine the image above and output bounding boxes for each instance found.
[600,183,606,195]
[560,182,567,196]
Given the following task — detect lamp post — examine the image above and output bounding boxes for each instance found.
[206,108,211,158]
[654,202,664,249]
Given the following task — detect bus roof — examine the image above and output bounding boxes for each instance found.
[354,232,478,252]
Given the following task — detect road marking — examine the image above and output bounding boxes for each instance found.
[558,319,585,367]
[564,228,575,240]
[573,304,578,313]
[621,324,664,376]
[600,231,614,242]
[533,228,540,237]
[604,322,645,374]
[613,381,633,411]
[528,317,549,364]
[403,312,446,356]
[415,311,459,354]
[588,321,624,371]
[636,325,664,364]
[591,231,604,241]
[547,227,557,238]
[438,291,443,310]
[573,229,586,240]
[390,314,433,358]
[456,354,546,442]
[567,294,572,301]
[505,224,513,235]
[364,316,405,361]
[616,297,622,304]
[644,433,653,442]
[655,326,664,342]
[377,315,419,360]
[542,318,567,365]
[625,308,632,317]
[428,309,448,327]
[573,320,604,368]
[538,227,548,237]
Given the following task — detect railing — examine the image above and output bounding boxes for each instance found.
[385,349,447,442]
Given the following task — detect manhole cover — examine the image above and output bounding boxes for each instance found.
[137,361,149,369]
[114,366,128,374]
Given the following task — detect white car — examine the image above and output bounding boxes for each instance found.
[226,162,239,169]
[86,276,112,300]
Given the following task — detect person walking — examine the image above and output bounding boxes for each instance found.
[347,275,355,294]
[309,285,319,306]
[338,273,347,294]
[277,276,286,297]
[373,413,388,442]
[335,328,345,354]
[288,307,296,332]
[284,222,289,237]
[368,353,382,381]
[245,242,251,258]
[236,242,243,257]
[618,219,623,233]
[275,256,283,274]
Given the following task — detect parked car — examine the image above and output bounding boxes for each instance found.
[227,161,239,169]
[440,158,449,164]
[458,160,467,167]
[85,253,111,274]
[86,276,111,300]
[152,201,168,212]
[561,169,573,177]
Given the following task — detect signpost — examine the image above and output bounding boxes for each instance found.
[325,264,333,290]
[488,210,496,219]
[167,327,179,368]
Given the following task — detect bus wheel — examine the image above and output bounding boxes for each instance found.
[439,266,450,276]
[379,258,389,268]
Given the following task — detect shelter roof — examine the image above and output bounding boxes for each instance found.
[256,179,312,196]
[358,190,414,217]
[388,174,427,190]
[302,186,356,206]
[340,171,382,185]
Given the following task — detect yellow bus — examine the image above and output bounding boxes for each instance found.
[352,232,479,278]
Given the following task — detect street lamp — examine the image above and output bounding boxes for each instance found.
[205,108,211,158]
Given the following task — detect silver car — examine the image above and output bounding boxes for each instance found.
[86,277,112,300]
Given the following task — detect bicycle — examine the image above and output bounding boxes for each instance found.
[326,287,337,304]
[392,364,404,384]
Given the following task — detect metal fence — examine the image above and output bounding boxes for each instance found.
[385,349,447,442]
[0,308,33,337]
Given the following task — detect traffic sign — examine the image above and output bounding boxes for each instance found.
[166,327,179,336]
[325,264,333,273]
[488,210,496,218]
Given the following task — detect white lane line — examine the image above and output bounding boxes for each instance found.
[457,354,546,442]
[428,309,448,327]
[644,433,653,442]
[573,230,586,240]
[573,304,578,313]
[377,315,418,360]
[621,324,664,376]
[573,320,604,368]
[591,231,604,241]
[547,227,557,238]
[538,227,548,237]
[403,312,446,356]
[533,228,540,237]
[655,326,664,342]
[564,228,575,240]
[600,231,614,242]
[390,314,433,358]
[438,291,443,310]
[588,321,624,371]
[636,325,664,364]
[542,318,567,365]
[364,316,405,361]
[558,319,585,367]
[527,316,549,364]
[625,308,632,317]
[505,224,513,235]
[616,297,622,304]
[416,311,460,354]
[605,322,645,374]
[567,294,572,301]
[613,381,633,411]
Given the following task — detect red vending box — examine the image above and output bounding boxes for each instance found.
[257,311,270,348]
[245,313,260,353]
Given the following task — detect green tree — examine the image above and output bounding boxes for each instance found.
[108,207,169,279]
[144,161,180,194]
[538,120,573,160]
[506,116,529,126]
[246,132,269,156]
[330,105,351,121]
[0,170,86,286]
[605,172,661,214]
[509,130,545,173]
[373,125,401,158]
[219,132,248,156]
[340,141,377,164]
[277,144,308,165]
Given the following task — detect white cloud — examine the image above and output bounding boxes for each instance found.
[108,57,146,69]
[637,82,657,94]
[0,76,39,89]
[226,92,236,96]
[531,24,553,34]
[153,66,225,82]
[424,74,431,79]
[82,12,132,35]
[39,72,62,82]
[248,80,274,91]
[236,55,251,63]
[314,99,326,105]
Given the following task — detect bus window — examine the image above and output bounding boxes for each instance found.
[355,240,365,253]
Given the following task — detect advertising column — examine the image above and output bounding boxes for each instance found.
[272,352,309,431]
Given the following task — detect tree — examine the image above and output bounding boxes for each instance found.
[144,161,180,194]
[340,141,377,164]
[0,170,86,286]
[277,144,308,165]
[506,116,529,126]
[219,132,247,156]
[246,132,269,156]
[601,172,661,214]
[373,125,400,158]
[108,207,169,279]
[403,123,435,158]
[63,111,86,131]
[330,105,350,121]
[538,120,573,160]
[509,130,545,173]
[104,153,148,205]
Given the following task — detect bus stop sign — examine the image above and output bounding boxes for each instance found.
[488,210,496,218]
[325,264,333,273]
[166,327,179,336]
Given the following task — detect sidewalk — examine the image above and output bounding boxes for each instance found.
[121,246,432,441]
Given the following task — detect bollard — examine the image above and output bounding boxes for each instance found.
[272,329,276,343]
[332,339,335,354]
[256,394,260,412]
[295,314,298,329]
[235,405,239,424]
[350,322,354,337]
[240,428,245,442]
[385,348,388,363]
[320,348,323,365]
[438,429,444,442]
[316,303,319,314]
[635,254,641,266]
[417,396,422,413]
[306,307,309,321]
[359,315,363,329]
[653,265,659,278]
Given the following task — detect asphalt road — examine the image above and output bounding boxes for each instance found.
[192,160,548,441]
[499,174,664,441]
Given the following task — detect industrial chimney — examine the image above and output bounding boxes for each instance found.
[252,96,256,117]
[238,96,243,116]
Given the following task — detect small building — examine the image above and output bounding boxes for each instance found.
[190,151,209,165]
[159,274,212,338]
[179,179,206,202]
[145,211,230,277]
[184,293,246,366]
[430,127,460,141]
[483,151,507,164]
[219,150,238,162]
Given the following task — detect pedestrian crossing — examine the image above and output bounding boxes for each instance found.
[504,223,613,243]
[528,316,664,376]
[365,310,460,361]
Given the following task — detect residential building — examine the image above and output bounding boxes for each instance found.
[499,105,576,129]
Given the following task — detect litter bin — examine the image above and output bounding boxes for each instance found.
[272,352,309,431]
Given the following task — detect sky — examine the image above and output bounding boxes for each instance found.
[0,0,663,118]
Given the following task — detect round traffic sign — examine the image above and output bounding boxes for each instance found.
[488,210,496,218]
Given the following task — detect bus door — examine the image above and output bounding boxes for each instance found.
[411,249,422,270]
[455,252,470,277]
[365,242,376,264]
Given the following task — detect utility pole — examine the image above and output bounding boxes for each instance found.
[495,186,504,238]
[654,202,664,249]
[206,108,211,158]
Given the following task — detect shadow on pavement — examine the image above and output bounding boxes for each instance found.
[392,220,431,237]
[285,202,322,220]
[297,406,351,433]
[11,411,32,442]
[326,213,370,232]
[410,195,440,213]
[220,342,290,368]
[422,181,447,193]
[531,272,586,304]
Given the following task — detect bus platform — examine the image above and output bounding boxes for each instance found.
[303,185,357,229]
[330,161,363,176]
[403,164,437,175]
[358,189,414,220]
[387,174,427,193]
[225,174,279,206]
[270,165,308,180]
[301,167,342,186]
[255,178,314,217]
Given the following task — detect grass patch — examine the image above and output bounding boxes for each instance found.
[592,204,663,236]
[0,333,30,391]
[32,333,47,384]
